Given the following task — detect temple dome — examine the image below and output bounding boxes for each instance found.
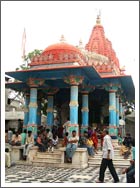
[30,36,85,67]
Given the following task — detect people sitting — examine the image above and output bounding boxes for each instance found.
[66,130,79,163]
[91,130,98,154]
[118,134,123,145]
[36,132,46,152]
[120,133,132,159]
[21,129,27,145]
[41,129,49,149]
[122,159,135,183]
[79,131,88,148]
[10,131,21,146]
[52,134,59,149]
[46,129,53,140]
[23,130,34,160]
[86,135,94,157]
[5,148,11,168]
[62,132,69,147]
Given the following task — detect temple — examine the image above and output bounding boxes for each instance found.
[5,15,135,141]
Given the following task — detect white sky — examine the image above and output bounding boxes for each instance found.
[2,1,139,86]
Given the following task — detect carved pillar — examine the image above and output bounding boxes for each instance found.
[116,94,119,136]
[37,99,42,126]
[105,84,119,139]
[80,85,95,135]
[44,87,59,129]
[64,75,84,136]
[23,93,30,131]
[27,78,44,138]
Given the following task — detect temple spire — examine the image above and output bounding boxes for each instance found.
[96,9,101,25]
[60,34,66,43]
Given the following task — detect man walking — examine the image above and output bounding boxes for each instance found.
[96,129,119,183]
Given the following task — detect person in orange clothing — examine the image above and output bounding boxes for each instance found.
[92,131,98,154]
[62,132,69,147]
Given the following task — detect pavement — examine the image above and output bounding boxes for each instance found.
[5,163,127,183]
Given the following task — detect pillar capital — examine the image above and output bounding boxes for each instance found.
[105,83,121,93]
[79,84,95,94]
[64,75,84,86]
[44,87,59,95]
[27,78,45,87]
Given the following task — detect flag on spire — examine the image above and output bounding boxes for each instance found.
[21,28,26,59]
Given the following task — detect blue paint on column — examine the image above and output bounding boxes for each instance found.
[37,100,41,126]
[109,92,117,137]
[116,96,119,127]
[119,102,123,118]
[28,88,38,135]
[82,94,89,126]
[69,85,79,134]
[70,107,78,124]
[70,86,78,124]
[47,95,54,127]
[23,95,29,131]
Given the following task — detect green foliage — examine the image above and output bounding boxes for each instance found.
[16,49,43,71]
[24,49,43,62]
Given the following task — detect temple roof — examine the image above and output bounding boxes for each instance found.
[85,15,120,70]
[29,35,86,68]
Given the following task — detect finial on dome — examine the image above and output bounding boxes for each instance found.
[79,39,83,47]
[60,34,66,43]
[96,9,101,25]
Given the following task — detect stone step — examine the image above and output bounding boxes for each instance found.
[36,152,61,158]
[33,158,61,163]
[36,155,61,160]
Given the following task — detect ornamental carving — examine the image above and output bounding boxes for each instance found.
[46,107,54,113]
[29,102,38,108]
[27,78,45,87]
[64,75,84,86]
[105,83,121,92]
[69,100,79,107]
[79,84,95,93]
[81,107,89,112]
[109,105,116,111]
[44,87,59,95]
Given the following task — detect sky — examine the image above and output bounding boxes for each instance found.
[1,1,139,86]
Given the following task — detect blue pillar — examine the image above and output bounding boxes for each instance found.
[46,95,54,128]
[81,93,89,134]
[64,75,84,136]
[37,100,42,126]
[109,91,117,137]
[82,94,89,126]
[28,88,38,137]
[23,94,29,131]
[119,100,123,118]
[116,95,119,136]
[69,85,79,135]
[105,84,118,139]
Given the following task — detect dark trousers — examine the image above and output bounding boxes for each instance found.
[126,165,135,183]
[99,158,119,182]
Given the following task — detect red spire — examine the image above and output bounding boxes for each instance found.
[85,15,106,55]
[86,15,120,68]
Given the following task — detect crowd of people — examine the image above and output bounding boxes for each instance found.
[5,123,135,183]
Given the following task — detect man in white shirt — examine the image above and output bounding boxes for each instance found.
[66,130,79,162]
[96,129,119,183]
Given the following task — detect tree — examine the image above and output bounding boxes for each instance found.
[16,49,43,71]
